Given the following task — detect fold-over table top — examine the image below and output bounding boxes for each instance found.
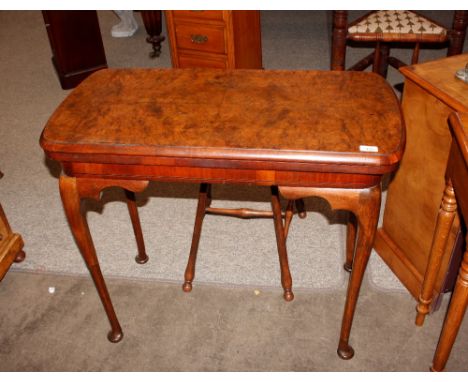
[41,68,405,174]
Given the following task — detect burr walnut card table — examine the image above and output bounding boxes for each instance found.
[40,68,405,359]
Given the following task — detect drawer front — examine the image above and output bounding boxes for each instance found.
[172,10,224,21]
[175,23,226,54]
[178,53,227,69]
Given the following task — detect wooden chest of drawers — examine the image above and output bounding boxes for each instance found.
[165,10,262,69]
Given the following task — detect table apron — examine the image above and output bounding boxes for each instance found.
[63,162,382,188]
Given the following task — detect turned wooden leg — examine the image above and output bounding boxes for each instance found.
[447,11,468,57]
[59,176,123,343]
[431,245,468,371]
[372,42,382,74]
[337,185,381,360]
[124,190,148,264]
[183,183,211,292]
[331,11,348,71]
[411,43,420,65]
[140,11,165,58]
[271,186,294,302]
[416,182,457,326]
[344,212,357,273]
[378,43,390,78]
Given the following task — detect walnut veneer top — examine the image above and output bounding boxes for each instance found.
[41,68,404,174]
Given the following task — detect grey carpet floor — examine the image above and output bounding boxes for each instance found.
[1,270,468,371]
[0,10,467,371]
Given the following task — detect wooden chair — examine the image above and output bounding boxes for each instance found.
[415,113,468,371]
[182,183,306,302]
[331,11,468,78]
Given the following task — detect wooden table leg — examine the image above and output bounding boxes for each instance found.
[279,184,381,359]
[271,186,294,302]
[431,245,468,371]
[416,182,457,326]
[59,176,123,342]
[183,183,211,292]
[337,185,381,359]
[59,176,149,342]
[344,212,357,272]
[125,190,149,264]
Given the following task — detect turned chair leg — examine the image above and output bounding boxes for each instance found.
[378,43,390,78]
[411,43,420,65]
[331,10,348,70]
[125,190,149,264]
[447,11,468,57]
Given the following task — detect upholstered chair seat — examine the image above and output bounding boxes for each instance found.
[348,10,448,42]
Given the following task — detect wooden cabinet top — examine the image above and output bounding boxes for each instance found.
[40,68,404,174]
[400,53,468,112]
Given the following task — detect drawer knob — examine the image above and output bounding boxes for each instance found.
[191,34,208,44]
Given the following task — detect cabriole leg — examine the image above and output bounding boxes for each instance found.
[59,176,123,343]
[337,185,381,360]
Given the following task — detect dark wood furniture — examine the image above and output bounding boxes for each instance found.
[42,11,108,90]
[40,68,404,359]
[417,113,468,371]
[0,171,25,281]
[165,11,262,69]
[331,10,468,77]
[140,11,165,58]
[374,54,468,312]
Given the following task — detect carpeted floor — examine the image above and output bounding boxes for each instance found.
[1,270,468,371]
[0,10,467,371]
